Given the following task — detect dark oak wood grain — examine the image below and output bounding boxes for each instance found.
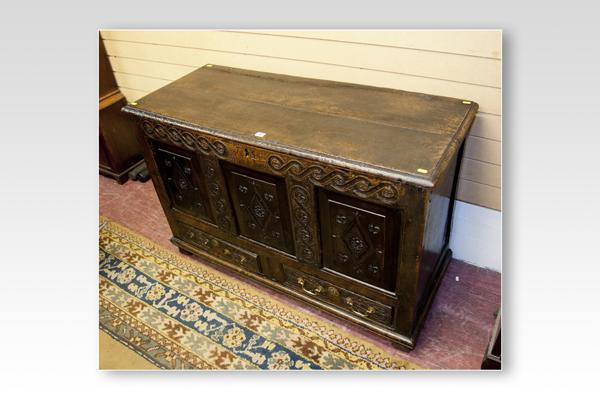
[122,65,479,351]
[99,33,143,184]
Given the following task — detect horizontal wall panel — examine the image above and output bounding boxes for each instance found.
[238,30,502,59]
[449,232,501,271]
[120,87,150,103]
[107,56,196,81]
[113,72,171,94]
[102,40,501,115]
[456,180,501,211]
[459,158,501,188]
[464,136,501,165]
[469,112,501,141]
[101,30,500,87]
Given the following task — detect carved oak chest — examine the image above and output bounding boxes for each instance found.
[122,65,478,351]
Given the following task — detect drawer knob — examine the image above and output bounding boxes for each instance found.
[345,297,375,318]
[297,277,323,296]
[211,239,219,247]
[223,249,231,256]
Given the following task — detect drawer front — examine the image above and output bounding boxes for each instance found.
[152,142,214,224]
[283,266,393,327]
[223,163,295,256]
[178,222,261,274]
[319,189,401,292]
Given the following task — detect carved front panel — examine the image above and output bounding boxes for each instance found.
[153,143,213,224]
[319,190,400,292]
[224,164,295,255]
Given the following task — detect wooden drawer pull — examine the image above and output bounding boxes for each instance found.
[345,297,374,318]
[297,277,323,296]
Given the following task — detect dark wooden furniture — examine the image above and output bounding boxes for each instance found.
[99,34,144,184]
[122,65,478,351]
[481,307,501,369]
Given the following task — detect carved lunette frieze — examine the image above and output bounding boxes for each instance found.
[142,119,228,158]
[267,155,400,205]
[140,119,402,206]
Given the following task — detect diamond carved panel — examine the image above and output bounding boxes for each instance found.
[320,190,398,292]
[155,146,212,223]
[172,162,195,209]
[247,190,272,231]
[342,217,374,265]
[224,165,295,256]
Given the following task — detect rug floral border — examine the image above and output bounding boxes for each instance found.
[99,216,424,370]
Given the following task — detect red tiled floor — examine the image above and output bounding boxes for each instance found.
[99,174,501,370]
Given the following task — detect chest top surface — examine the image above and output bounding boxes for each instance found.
[123,65,478,185]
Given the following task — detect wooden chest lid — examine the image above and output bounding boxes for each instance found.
[123,65,478,187]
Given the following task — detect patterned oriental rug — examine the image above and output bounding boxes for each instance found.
[99,217,425,370]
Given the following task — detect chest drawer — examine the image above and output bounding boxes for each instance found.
[283,266,393,328]
[178,222,262,274]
